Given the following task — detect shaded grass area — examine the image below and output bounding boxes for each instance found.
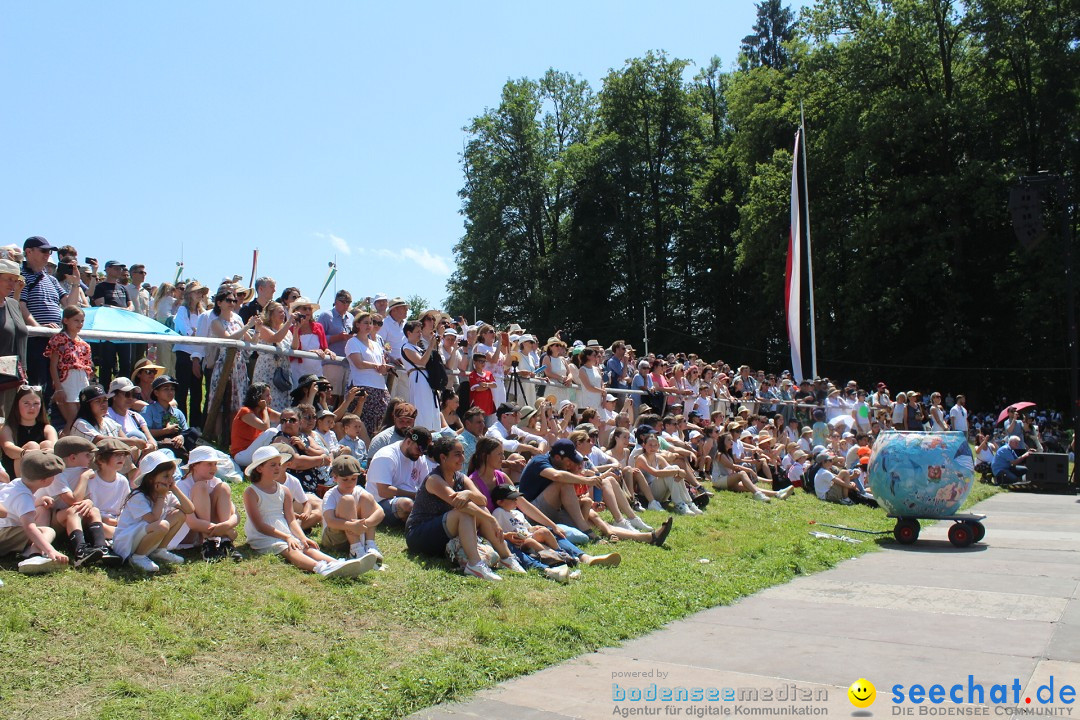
[0,481,1001,720]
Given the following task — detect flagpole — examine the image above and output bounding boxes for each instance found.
[800,102,818,378]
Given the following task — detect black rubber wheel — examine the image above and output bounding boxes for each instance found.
[969,521,986,543]
[894,519,920,545]
[948,522,974,548]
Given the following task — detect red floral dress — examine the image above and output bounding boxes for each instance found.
[44,332,94,382]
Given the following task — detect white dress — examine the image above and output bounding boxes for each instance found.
[578,365,603,410]
[404,341,442,432]
[113,492,180,560]
[545,356,572,405]
[243,482,293,555]
[292,332,325,386]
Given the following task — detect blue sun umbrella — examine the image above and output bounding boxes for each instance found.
[79,307,179,342]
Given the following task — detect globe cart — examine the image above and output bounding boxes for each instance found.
[889,513,987,548]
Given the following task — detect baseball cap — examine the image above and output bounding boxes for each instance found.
[23,236,56,252]
[549,438,583,464]
[491,484,524,502]
[105,260,126,269]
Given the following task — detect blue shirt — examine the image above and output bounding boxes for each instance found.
[340,435,368,467]
[991,445,1022,475]
[630,373,649,410]
[604,356,627,389]
[518,453,556,501]
[317,307,350,357]
[141,401,189,432]
[460,429,479,468]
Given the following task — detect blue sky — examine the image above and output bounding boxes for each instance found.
[1,1,802,308]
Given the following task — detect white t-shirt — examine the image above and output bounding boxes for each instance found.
[88,472,131,520]
[282,472,308,505]
[345,336,386,390]
[949,405,968,432]
[492,506,530,535]
[787,462,806,486]
[485,422,544,453]
[113,491,181,558]
[379,318,406,362]
[366,441,425,503]
[814,468,836,500]
[0,479,37,527]
[322,485,371,519]
[588,446,617,469]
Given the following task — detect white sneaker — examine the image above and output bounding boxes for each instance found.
[754,492,771,503]
[674,503,693,515]
[464,561,502,581]
[544,564,570,583]
[149,548,185,565]
[629,516,653,532]
[614,518,635,531]
[129,554,160,573]
[646,501,665,512]
[333,554,378,578]
[18,555,64,575]
[568,569,582,580]
[498,555,527,574]
[349,541,366,559]
[689,502,705,515]
[777,486,795,500]
[365,542,384,563]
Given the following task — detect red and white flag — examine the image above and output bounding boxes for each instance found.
[785,129,804,384]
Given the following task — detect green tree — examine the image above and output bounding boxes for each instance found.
[741,0,796,70]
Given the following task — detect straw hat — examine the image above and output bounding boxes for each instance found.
[132,357,165,379]
[290,296,320,313]
[543,337,566,352]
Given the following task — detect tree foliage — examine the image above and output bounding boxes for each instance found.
[448,0,1080,407]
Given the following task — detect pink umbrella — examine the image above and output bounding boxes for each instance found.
[997,401,1036,425]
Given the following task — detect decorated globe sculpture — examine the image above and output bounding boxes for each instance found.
[867,431,975,518]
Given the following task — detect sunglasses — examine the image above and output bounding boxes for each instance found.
[374,320,384,326]
[300,415,316,420]
[281,417,299,423]
[221,297,238,304]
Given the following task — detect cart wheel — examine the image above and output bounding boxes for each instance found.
[894,519,920,545]
[969,521,986,543]
[948,522,974,548]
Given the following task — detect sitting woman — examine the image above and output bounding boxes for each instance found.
[106,378,157,453]
[405,436,526,582]
[634,428,702,515]
[440,388,463,432]
[974,433,996,481]
[605,426,661,512]
[0,385,58,480]
[71,384,147,459]
[712,432,792,502]
[466,437,514,510]
[131,357,166,408]
[231,382,281,468]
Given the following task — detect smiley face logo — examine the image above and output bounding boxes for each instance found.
[848,678,876,708]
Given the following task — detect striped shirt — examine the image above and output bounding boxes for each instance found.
[20,264,66,325]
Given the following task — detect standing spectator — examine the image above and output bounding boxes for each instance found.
[317,290,353,403]
[149,280,176,375]
[19,236,68,392]
[125,265,151,317]
[380,297,409,397]
[949,394,969,436]
[401,319,441,431]
[253,301,296,411]
[288,297,329,387]
[928,392,948,431]
[90,260,134,388]
[240,276,276,323]
[345,312,391,438]
[206,287,258,439]
[576,348,605,411]
[45,306,94,432]
[172,282,208,427]
[55,262,89,308]
[0,258,29,412]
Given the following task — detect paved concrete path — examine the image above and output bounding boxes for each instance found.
[411,491,1080,719]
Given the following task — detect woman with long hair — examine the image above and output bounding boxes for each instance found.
[151,281,178,375]
[0,385,57,479]
[207,286,259,439]
[401,319,441,431]
[344,312,390,438]
[252,300,296,411]
[231,381,281,466]
[712,432,790,502]
[288,297,330,387]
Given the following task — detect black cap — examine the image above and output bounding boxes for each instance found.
[407,427,432,452]
[496,402,519,418]
[491,484,524,502]
[151,374,179,392]
[78,383,107,403]
[23,236,56,252]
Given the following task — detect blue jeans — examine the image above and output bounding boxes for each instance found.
[557,537,584,559]
[510,545,547,571]
[996,466,1026,484]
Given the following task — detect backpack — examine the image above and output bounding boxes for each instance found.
[425,350,448,392]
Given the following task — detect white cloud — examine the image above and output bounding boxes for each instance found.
[353,246,452,276]
[315,232,352,256]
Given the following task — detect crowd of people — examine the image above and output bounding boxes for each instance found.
[0,235,1044,586]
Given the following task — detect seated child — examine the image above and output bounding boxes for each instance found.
[0,450,72,574]
[786,450,809,488]
[319,455,383,568]
[47,436,111,567]
[241,446,372,578]
[113,450,194,573]
[270,442,323,530]
[85,437,135,561]
[490,484,619,574]
[314,410,346,458]
[171,445,241,561]
[337,413,368,465]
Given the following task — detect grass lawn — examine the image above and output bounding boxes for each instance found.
[0,481,1001,720]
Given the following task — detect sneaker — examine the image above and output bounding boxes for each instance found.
[464,561,503,581]
[365,542,384,563]
[129,554,160,573]
[646,501,665,512]
[674,503,693,515]
[753,492,771,503]
[777,486,795,500]
[349,541,366,559]
[584,552,621,567]
[629,516,653,532]
[498,555,527,574]
[839,498,855,506]
[18,555,64,575]
[101,548,124,568]
[544,564,571,583]
[73,545,105,569]
[688,503,704,515]
[330,554,378,578]
[631,501,645,512]
[568,569,582,580]
[201,538,221,563]
[651,517,674,546]
[219,538,243,562]
[149,548,185,566]
[614,518,635,531]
